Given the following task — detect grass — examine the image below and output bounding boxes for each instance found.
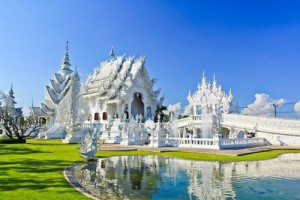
[0,140,90,200]
[1,139,300,200]
[97,148,300,161]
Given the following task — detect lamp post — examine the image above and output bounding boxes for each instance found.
[245,107,253,115]
[273,104,278,118]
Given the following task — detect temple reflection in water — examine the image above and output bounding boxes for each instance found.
[69,154,300,200]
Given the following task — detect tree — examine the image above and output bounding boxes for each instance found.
[154,105,169,123]
[0,90,43,143]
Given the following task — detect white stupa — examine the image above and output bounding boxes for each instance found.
[30,41,81,139]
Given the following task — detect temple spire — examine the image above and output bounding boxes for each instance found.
[201,71,207,89]
[9,83,15,99]
[110,46,115,59]
[8,83,16,105]
[75,63,78,74]
[212,74,218,92]
[61,41,71,69]
[9,83,13,94]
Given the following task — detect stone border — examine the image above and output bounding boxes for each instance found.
[99,144,300,156]
[63,163,102,200]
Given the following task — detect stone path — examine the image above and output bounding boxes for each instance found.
[98,144,300,156]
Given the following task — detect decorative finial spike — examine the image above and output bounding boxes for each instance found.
[61,41,71,69]
[31,98,34,107]
[110,46,115,59]
[66,40,69,52]
[201,71,207,87]
[212,74,217,88]
[8,83,16,105]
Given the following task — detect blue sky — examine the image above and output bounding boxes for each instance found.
[1,0,300,116]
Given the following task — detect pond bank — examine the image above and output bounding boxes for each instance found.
[98,143,300,156]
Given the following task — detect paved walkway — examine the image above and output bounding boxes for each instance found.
[98,144,300,156]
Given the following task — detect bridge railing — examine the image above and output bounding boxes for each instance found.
[167,137,267,149]
[223,114,300,136]
[219,138,267,149]
[172,138,220,149]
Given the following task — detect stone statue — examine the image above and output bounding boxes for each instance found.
[146,107,152,120]
[79,127,99,160]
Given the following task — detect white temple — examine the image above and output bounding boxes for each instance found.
[32,43,300,147]
[80,47,161,123]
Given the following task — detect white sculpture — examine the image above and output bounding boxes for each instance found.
[187,72,234,138]
[79,127,99,160]
[187,72,233,115]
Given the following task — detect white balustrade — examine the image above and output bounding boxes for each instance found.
[78,118,270,149]
[192,115,202,121]
[174,138,220,149]
[223,114,300,136]
[219,138,267,149]
[171,137,266,149]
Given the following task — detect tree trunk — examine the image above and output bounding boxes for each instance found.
[17,135,26,143]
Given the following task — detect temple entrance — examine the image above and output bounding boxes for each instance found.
[131,93,144,120]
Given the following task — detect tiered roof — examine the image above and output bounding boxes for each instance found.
[83,52,159,103]
[31,42,75,117]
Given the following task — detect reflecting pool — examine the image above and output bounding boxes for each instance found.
[65,154,300,200]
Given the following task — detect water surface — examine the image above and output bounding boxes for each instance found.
[66,154,300,199]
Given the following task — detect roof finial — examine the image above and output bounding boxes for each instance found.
[61,41,71,69]
[201,71,207,87]
[110,46,115,59]
[8,83,16,105]
[66,40,69,51]
[75,62,78,75]
[9,83,14,96]
[31,98,34,107]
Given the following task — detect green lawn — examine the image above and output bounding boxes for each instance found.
[0,140,89,200]
[1,140,300,200]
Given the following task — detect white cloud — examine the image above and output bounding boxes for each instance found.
[294,101,300,114]
[182,105,192,116]
[242,93,286,117]
[167,103,181,113]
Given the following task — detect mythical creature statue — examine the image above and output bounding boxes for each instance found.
[79,127,99,160]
